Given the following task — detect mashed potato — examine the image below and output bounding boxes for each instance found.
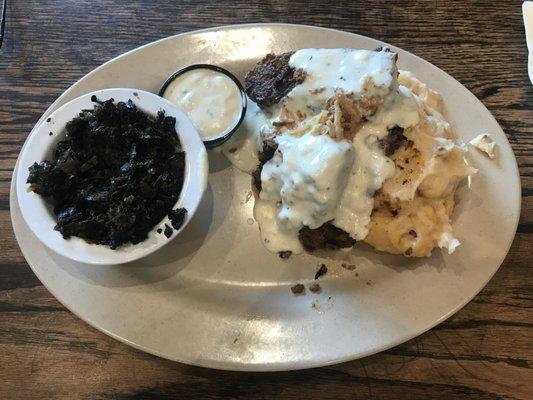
[364,72,475,256]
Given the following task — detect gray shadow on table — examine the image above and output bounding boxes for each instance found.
[207,149,232,173]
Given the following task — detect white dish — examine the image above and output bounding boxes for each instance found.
[15,88,208,265]
[10,24,520,371]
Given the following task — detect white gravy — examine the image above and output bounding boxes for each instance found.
[268,48,397,121]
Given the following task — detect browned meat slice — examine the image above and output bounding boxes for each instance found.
[252,138,278,192]
[245,52,306,108]
[299,223,355,251]
[379,126,409,156]
[251,168,262,192]
[258,138,278,164]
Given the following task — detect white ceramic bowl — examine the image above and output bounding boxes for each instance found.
[16,88,208,265]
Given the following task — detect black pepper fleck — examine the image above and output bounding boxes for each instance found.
[46,117,51,123]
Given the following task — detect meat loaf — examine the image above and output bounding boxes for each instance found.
[245,52,306,108]
[252,138,355,251]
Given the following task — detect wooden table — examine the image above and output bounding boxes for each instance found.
[1,1,532,398]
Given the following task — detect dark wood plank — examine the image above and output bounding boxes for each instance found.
[0,0,531,399]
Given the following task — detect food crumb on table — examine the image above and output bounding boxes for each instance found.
[309,283,321,293]
[291,283,305,295]
[315,264,328,279]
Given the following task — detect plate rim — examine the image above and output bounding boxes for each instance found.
[9,23,522,371]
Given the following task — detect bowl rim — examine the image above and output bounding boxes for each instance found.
[159,63,248,149]
[16,88,208,265]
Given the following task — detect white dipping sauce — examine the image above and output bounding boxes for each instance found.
[163,68,242,140]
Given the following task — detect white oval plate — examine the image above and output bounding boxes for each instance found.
[16,88,208,265]
[10,24,520,371]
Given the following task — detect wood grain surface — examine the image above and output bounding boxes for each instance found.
[1,1,532,399]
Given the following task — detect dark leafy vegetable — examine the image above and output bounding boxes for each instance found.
[163,224,173,238]
[27,97,186,249]
[168,207,187,231]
